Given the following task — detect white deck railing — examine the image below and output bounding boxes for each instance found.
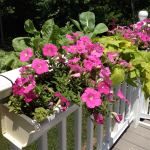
[0,67,144,150]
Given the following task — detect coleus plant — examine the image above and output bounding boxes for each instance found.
[8,33,132,124]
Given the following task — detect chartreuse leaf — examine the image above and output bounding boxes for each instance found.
[142,84,150,100]
[109,68,125,87]
[125,78,137,87]
[130,70,137,78]
[94,23,108,34]
[69,18,82,31]
[141,62,150,73]
[130,58,145,65]
[41,18,55,44]
[24,19,40,36]
[145,81,150,91]
[79,11,95,32]
[12,37,31,52]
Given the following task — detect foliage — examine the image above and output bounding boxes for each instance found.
[92,35,150,99]
[70,11,108,38]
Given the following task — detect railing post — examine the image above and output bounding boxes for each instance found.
[86,115,94,150]
[9,142,21,150]
[130,82,141,128]
[38,131,48,150]
[58,118,66,150]
[97,124,103,150]
[74,105,82,150]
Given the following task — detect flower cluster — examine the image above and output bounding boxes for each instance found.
[9,33,132,124]
[109,19,150,50]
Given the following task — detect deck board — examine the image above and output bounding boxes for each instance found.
[112,120,150,150]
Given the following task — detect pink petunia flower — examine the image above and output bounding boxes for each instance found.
[117,60,133,68]
[66,34,76,41]
[42,44,58,56]
[97,81,111,95]
[72,32,82,38]
[31,58,49,74]
[12,84,25,95]
[84,59,94,71]
[19,66,30,76]
[17,77,28,86]
[99,67,111,78]
[117,89,130,104]
[24,84,35,94]
[19,47,33,62]
[24,90,38,103]
[111,112,123,123]
[54,92,69,111]
[81,88,102,108]
[93,113,104,124]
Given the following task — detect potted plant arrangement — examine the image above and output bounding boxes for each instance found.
[0,11,138,149]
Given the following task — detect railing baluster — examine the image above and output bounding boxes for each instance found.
[113,84,121,133]
[86,115,94,150]
[105,105,112,142]
[120,80,127,125]
[126,85,132,118]
[58,118,66,150]
[96,124,103,150]
[38,131,48,150]
[130,81,141,128]
[74,105,82,150]
[9,142,21,150]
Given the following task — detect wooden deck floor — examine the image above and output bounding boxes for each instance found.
[111,120,150,150]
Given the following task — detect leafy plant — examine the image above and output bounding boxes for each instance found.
[92,35,150,100]
[70,11,108,38]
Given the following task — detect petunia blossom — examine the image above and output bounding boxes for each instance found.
[93,113,104,124]
[97,81,111,95]
[117,89,130,104]
[70,73,81,78]
[111,112,123,123]
[24,90,38,103]
[42,44,58,56]
[19,47,33,62]
[31,58,49,74]
[81,88,102,108]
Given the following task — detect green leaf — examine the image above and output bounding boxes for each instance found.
[130,70,137,78]
[69,18,82,31]
[32,36,41,50]
[141,62,150,73]
[79,11,95,32]
[109,68,125,87]
[12,37,31,52]
[94,23,108,34]
[130,58,146,65]
[41,18,55,44]
[51,25,60,45]
[125,78,137,87]
[145,81,150,91]
[24,19,40,36]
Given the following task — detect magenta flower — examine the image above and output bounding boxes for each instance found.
[12,84,25,95]
[24,91,38,103]
[80,36,91,45]
[29,75,36,85]
[99,67,111,78]
[66,34,76,41]
[54,92,69,111]
[117,89,130,104]
[42,44,58,56]
[107,52,116,64]
[118,60,134,68]
[24,84,35,94]
[31,58,49,74]
[112,112,123,123]
[81,88,102,108]
[72,32,82,38]
[17,77,28,86]
[19,66,30,76]
[67,57,81,65]
[19,47,33,62]
[97,81,111,95]
[84,59,94,71]
[93,114,104,124]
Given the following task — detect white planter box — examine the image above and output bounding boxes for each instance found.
[0,102,80,149]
